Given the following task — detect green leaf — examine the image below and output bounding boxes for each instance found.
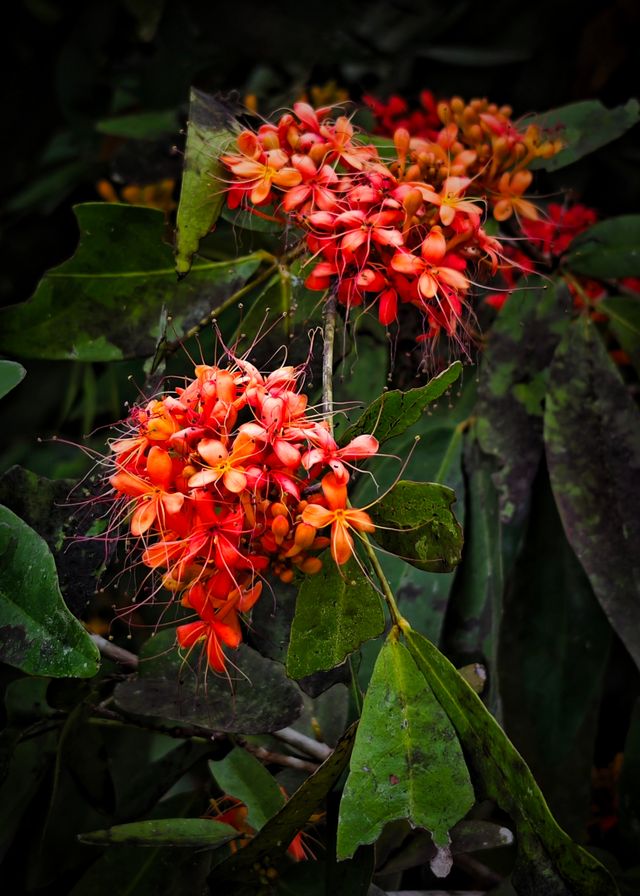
[544,319,640,669]
[527,98,640,170]
[338,361,462,446]
[443,435,503,713]
[79,818,239,848]
[286,555,385,679]
[404,628,618,895]
[564,215,640,278]
[114,633,303,734]
[337,636,474,859]
[500,466,611,837]
[209,748,284,831]
[175,88,236,275]
[370,480,463,573]
[0,204,261,361]
[600,295,640,371]
[0,360,26,399]
[0,504,99,678]
[212,723,357,887]
[476,275,571,522]
[96,109,179,140]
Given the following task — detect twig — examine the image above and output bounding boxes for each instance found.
[273,727,332,761]
[89,706,219,742]
[90,634,139,669]
[240,741,319,774]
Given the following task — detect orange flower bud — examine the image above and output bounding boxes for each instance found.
[271,515,290,544]
[300,556,322,575]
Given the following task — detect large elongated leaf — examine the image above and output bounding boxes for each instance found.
[476,275,571,522]
[339,361,462,446]
[0,505,99,678]
[0,361,25,399]
[564,216,640,278]
[0,204,261,361]
[405,629,618,896]
[544,319,640,669]
[527,98,640,171]
[114,632,303,734]
[79,818,239,848]
[175,88,236,275]
[209,748,284,831]
[337,636,473,859]
[286,555,385,679]
[370,480,463,572]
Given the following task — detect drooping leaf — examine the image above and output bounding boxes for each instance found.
[0,505,99,678]
[404,629,618,896]
[0,361,26,400]
[370,480,463,573]
[286,555,385,679]
[500,465,611,837]
[338,360,462,446]
[209,748,284,831]
[0,204,261,361]
[527,98,640,171]
[599,295,640,371]
[564,215,640,278]
[114,633,303,734]
[476,275,571,522]
[443,434,504,713]
[212,723,357,888]
[79,818,239,848]
[337,635,474,859]
[175,88,237,275]
[544,318,640,669]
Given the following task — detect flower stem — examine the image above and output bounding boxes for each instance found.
[359,531,405,629]
[322,293,337,432]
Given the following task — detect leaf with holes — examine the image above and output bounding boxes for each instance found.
[337,635,473,859]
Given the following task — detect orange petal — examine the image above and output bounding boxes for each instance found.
[321,472,348,510]
[131,499,158,536]
[331,521,354,565]
[301,504,335,529]
[198,439,228,465]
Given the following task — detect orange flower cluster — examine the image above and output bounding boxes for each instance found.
[210,795,309,862]
[108,357,378,671]
[219,97,561,344]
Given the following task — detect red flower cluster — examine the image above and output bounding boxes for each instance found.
[210,794,309,861]
[108,358,378,672]
[219,97,561,344]
[363,90,441,141]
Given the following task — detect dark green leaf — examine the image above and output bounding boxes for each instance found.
[405,629,618,896]
[286,555,385,679]
[338,361,462,446]
[600,295,640,371]
[565,216,640,278]
[175,88,237,274]
[500,465,611,837]
[0,504,99,677]
[114,635,303,734]
[528,99,640,171]
[619,699,640,853]
[544,319,640,669]
[370,480,463,573]
[209,748,284,831]
[212,723,357,887]
[337,636,473,858]
[0,361,26,400]
[476,275,571,522]
[0,204,261,361]
[96,110,179,140]
[79,818,239,848]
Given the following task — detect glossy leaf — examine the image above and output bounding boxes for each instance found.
[338,360,462,446]
[175,88,236,275]
[476,275,571,522]
[528,98,640,171]
[212,723,357,886]
[79,818,239,848]
[544,319,640,669]
[337,636,474,858]
[405,629,618,895]
[209,748,284,831]
[565,215,640,278]
[0,361,26,400]
[114,633,303,733]
[0,504,99,678]
[370,480,463,573]
[0,204,261,361]
[286,555,385,679]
